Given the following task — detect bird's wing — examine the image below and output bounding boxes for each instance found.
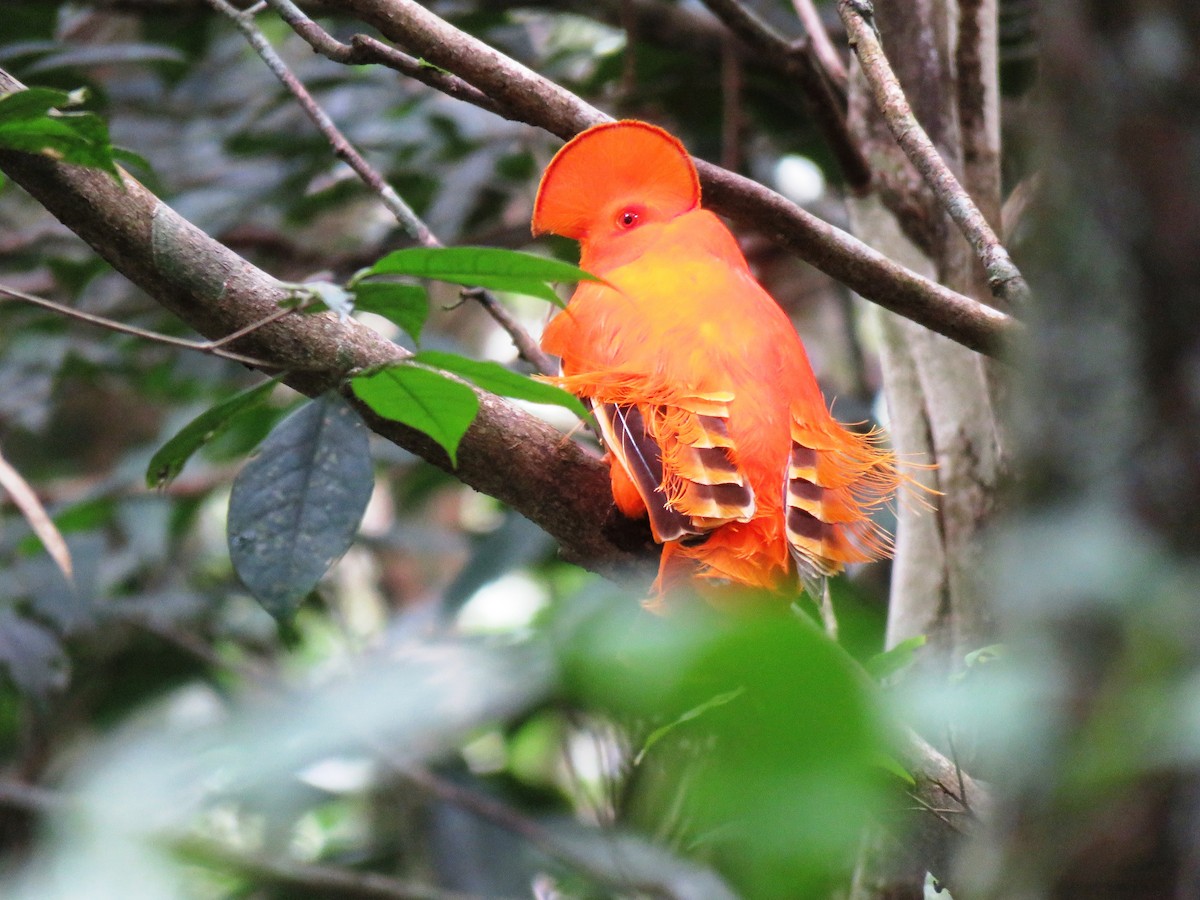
[556,374,757,543]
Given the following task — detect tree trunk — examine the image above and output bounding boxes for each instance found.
[846,0,1007,894]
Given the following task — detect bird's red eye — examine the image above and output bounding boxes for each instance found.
[617,208,640,229]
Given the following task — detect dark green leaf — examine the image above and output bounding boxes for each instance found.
[865,634,927,682]
[351,282,429,342]
[146,379,281,489]
[350,364,479,467]
[226,393,374,620]
[411,349,587,418]
[358,246,601,307]
[0,87,72,121]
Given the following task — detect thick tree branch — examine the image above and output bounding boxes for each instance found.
[317,0,1018,357]
[838,0,1028,309]
[0,68,651,582]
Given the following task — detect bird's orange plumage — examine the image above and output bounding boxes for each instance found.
[534,120,905,598]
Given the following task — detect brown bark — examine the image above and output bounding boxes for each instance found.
[846,0,1007,895]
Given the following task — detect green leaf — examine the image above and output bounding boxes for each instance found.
[871,751,917,787]
[0,86,119,177]
[226,393,375,620]
[146,379,281,489]
[411,349,587,418]
[358,246,601,307]
[351,282,429,342]
[865,634,927,682]
[964,643,1006,668]
[351,364,479,466]
[635,687,746,764]
[563,603,889,900]
[0,87,71,121]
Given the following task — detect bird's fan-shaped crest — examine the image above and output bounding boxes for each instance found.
[532,120,701,240]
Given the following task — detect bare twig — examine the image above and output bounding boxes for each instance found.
[0,282,286,368]
[0,778,490,900]
[789,0,848,88]
[837,0,1030,309]
[322,0,1018,357]
[0,445,73,583]
[266,0,502,115]
[214,0,552,373]
[699,0,869,187]
[460,288,556,375]
[206,0,437,247]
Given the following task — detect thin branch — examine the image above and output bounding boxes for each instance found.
[322,0,1019,357]
[460,288,556,375]
[0,282,286,369]
[837,0,1030,309]
[789,0,848,88]
[699,0,869,188]
[0,778,490,900]
[0,445,73,583]
[206,0,436,247]
[221,0,552,373]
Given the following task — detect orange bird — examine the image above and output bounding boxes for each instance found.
[533,120,906,599]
